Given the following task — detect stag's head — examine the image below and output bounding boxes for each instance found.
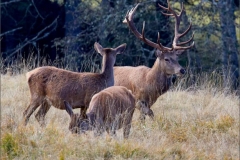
[64,101,90,134]
[155,49,186,76]
[123,0,194,76]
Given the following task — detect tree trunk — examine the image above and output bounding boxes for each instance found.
[218,0,239,90]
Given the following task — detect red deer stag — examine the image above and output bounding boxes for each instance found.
[64,86,153,138]
[114,1,194,121]
[23,42,126,126]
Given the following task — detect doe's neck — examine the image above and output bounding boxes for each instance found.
[100,56,115,86]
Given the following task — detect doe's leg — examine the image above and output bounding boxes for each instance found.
[35,100,51,127]
[94,119,104,137]
[23,97,43,126]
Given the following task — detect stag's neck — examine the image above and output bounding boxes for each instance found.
[148,58,167,80]
[147,58,171,91]
[100,56,114,86]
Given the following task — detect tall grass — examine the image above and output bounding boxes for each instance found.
[1,57,239,159]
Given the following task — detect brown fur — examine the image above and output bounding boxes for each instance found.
[114,50,185,120]
[65,86,147,139]
[23,42,126,126]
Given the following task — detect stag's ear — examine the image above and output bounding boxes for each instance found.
[176,50,185,55]
[64,100,73,117]
[155,49,163,57]
[94,42,104,55]
[115,43,126,54]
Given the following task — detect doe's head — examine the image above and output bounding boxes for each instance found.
[94,42,126,66]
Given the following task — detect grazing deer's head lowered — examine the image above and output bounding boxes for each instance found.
[114,0,194,121]
[64,86,141,139]
[64,101,90,133]
[123,1,194,76]
[23,42,126,127]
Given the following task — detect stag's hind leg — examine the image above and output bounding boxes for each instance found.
[23,96,44,126]
[35,99,51,127]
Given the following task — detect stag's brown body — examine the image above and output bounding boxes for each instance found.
[114,59,172,109]
[23,42,126,126]
[114,1,194,120]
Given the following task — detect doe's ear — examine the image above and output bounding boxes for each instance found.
[64,100,73,117]
[94,42,103,55]
[115,43,127,54]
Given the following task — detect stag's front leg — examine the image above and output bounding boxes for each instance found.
[136,100,146,122]
[80,107,88,119]
[136,101,154,123]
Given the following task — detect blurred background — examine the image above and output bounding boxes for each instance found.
[1,0,239,90]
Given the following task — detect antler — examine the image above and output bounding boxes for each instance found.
[123,3,172,52]
[158,0,194,50]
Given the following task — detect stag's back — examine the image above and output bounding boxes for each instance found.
[114,66,150,92]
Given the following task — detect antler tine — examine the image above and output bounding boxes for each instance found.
[179,22,192,38]
[157,32,172,51]
[129,4,140,20]
[158,0,175,17]
[160,11,174,17]
[159,0,194,50]
[123,3,172,52]
[123,4,139,23]
[157,32,160,44]
[158,1,169,11]
[177,33,194,46]
[165,0,178,17]
[178,2,184,18]
[123,10,130,23]
[142,21,146,40]
[174,41,194,50]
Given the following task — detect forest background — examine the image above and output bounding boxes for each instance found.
[1,1,239,159]
[1,0,240,91]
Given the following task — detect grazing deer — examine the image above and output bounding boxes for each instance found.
[23,42,126,126]
[64,86,153,139]
[114,1,194,121]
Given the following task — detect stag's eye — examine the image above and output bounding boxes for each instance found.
[165,58,170,62]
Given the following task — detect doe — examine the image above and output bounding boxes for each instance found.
[23,42,126,126]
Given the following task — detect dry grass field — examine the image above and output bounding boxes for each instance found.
[1,71,239,159]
